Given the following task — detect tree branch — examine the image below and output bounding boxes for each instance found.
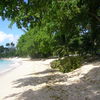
[89,12,100,22]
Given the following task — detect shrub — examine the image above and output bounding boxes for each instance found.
[50,56,83,73]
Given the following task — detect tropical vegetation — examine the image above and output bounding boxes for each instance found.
[0,42,16,58]
[0,0,99,72]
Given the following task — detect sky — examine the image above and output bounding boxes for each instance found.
[0,18,24,46]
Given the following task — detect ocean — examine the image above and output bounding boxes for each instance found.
[0,59,14,72]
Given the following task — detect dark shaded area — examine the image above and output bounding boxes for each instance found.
[4,93,21,99]
[13,73,67,88]
[18,89,38,100]
[22,58,47,61]
[4,65,100,100]
[83,56,100,65]
[30,69,59,75]
[31,58,47,61]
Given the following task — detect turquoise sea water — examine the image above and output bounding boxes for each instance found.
[0,60,13,70]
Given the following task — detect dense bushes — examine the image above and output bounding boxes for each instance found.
[17,27,54,58]
[51,56,83,73]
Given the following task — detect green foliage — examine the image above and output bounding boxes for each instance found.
[51,56,83,73]
[17,26,54,58]
[0,42,16,58]
[0,46,4,53]
[0,0,100,58]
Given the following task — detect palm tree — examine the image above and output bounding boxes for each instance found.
[11,42,15,48]
[6,43,10,48]
[0,45,5,53]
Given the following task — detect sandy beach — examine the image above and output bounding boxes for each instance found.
[0,58,100,100]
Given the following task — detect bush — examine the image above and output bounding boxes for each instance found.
[50,56,83,73]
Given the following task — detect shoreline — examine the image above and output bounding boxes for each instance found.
[0,58,23,76]
[0,58,99,100]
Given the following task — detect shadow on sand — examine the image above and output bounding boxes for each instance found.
[4,63,100,100]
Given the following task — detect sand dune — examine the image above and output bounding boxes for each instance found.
[0,58,100,100]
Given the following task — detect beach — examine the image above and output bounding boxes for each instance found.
[0,58,100,100]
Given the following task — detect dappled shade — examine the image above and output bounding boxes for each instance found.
[4,63,100,100]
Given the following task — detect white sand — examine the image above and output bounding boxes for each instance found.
[0,58,100,100]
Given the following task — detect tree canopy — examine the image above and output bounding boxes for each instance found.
[0,42,16,58]
[0,0,100,58]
